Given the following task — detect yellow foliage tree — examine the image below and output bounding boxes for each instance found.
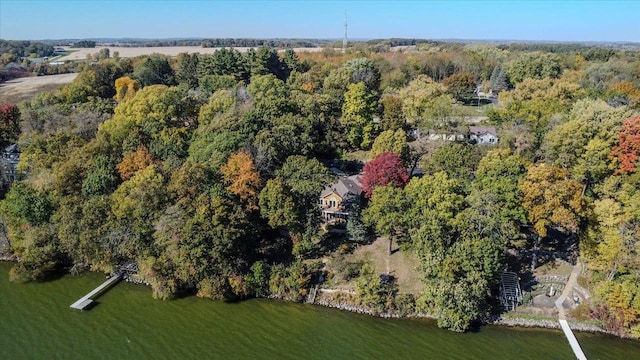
[610,81,640,108]
[519,163,585,238]
[220,151,261,211]
[114,76,139,103]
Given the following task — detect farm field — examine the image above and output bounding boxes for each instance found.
[55,45,324,61]
[0,73,78,103]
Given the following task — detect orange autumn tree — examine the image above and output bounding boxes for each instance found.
[611,115,640,174]
[116,145,155,180]
[220,151,261,211]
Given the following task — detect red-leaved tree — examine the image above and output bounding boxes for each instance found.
[362,151,409,198]
[612,115,640,174]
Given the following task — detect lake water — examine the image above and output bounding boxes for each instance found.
[1,262,638,359]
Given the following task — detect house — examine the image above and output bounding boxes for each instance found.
[410,128,465,142]
[410,126,499,145]
[320,175,363,223]
[469,126,498,144]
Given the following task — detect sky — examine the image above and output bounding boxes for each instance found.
[1,0,639,42]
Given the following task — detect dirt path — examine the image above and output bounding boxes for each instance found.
[555,261,582,320]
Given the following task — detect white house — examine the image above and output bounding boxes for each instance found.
[469,126,499,144]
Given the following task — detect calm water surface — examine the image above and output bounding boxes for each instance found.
[1,262,638,359]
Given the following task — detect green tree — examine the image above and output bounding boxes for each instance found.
[176,52,200,89]
[504,52,563,84]
[282,48,299,77]
[363,185,409,255]
[133,54,176,87]
[197,48,248,81]
[422,142,482,184]
[442,72,476,102]
[370,129,410,164]
[471,148,528,230]
[247,74,293,117]
[342,82,378,149]
[354,262,396,313]
[111,165,167,252]
[399,75,454,133]
[198,75,237,97]
[247,46,285,79]
[82,154,119,197]
[259,178,301,234]
[380,94,405,131]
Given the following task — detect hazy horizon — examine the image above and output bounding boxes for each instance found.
[1,0,639,43]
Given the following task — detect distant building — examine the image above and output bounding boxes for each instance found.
[320,175,363,223]
[469,126,499,144]
[410,126,499,145]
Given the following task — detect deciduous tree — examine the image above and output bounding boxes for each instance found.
[221,151,261,211]
[362,152,409,198]
[114,76,139,103]
[116,145,155,180]
[442,72,476,102]
[0,104,21,144]
[342,82,378,149]
[611,115,640,174]
[370,129,409,164]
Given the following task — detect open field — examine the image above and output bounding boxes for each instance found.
[0,73,78,104]
[55,46,325,61]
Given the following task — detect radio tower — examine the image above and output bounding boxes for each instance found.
[343,10,348,53]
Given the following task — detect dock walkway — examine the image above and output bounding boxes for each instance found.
[70,273,122,310]
[554,262,587,360]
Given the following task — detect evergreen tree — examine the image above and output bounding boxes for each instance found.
[489,65,508,93]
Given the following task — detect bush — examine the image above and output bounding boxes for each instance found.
[354,262,397,313]
[245,261,271,297]
[395,293,417,316]
[268,261,311,301]
[331,256,363,283]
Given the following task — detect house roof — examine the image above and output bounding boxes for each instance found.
[469,126,498,137]
[4,144,18,154]
[320,175,363,199]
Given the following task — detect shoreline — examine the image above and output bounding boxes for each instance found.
[0,259,626,339]
[306,289,617,337]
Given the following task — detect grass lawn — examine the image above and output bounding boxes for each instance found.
[534,259,573,277]
[326,237,423,295]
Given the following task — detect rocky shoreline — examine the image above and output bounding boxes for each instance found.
[306,289,622,337]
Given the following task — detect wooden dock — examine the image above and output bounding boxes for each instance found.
[70,273,123,310]
[554,262,587,360]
